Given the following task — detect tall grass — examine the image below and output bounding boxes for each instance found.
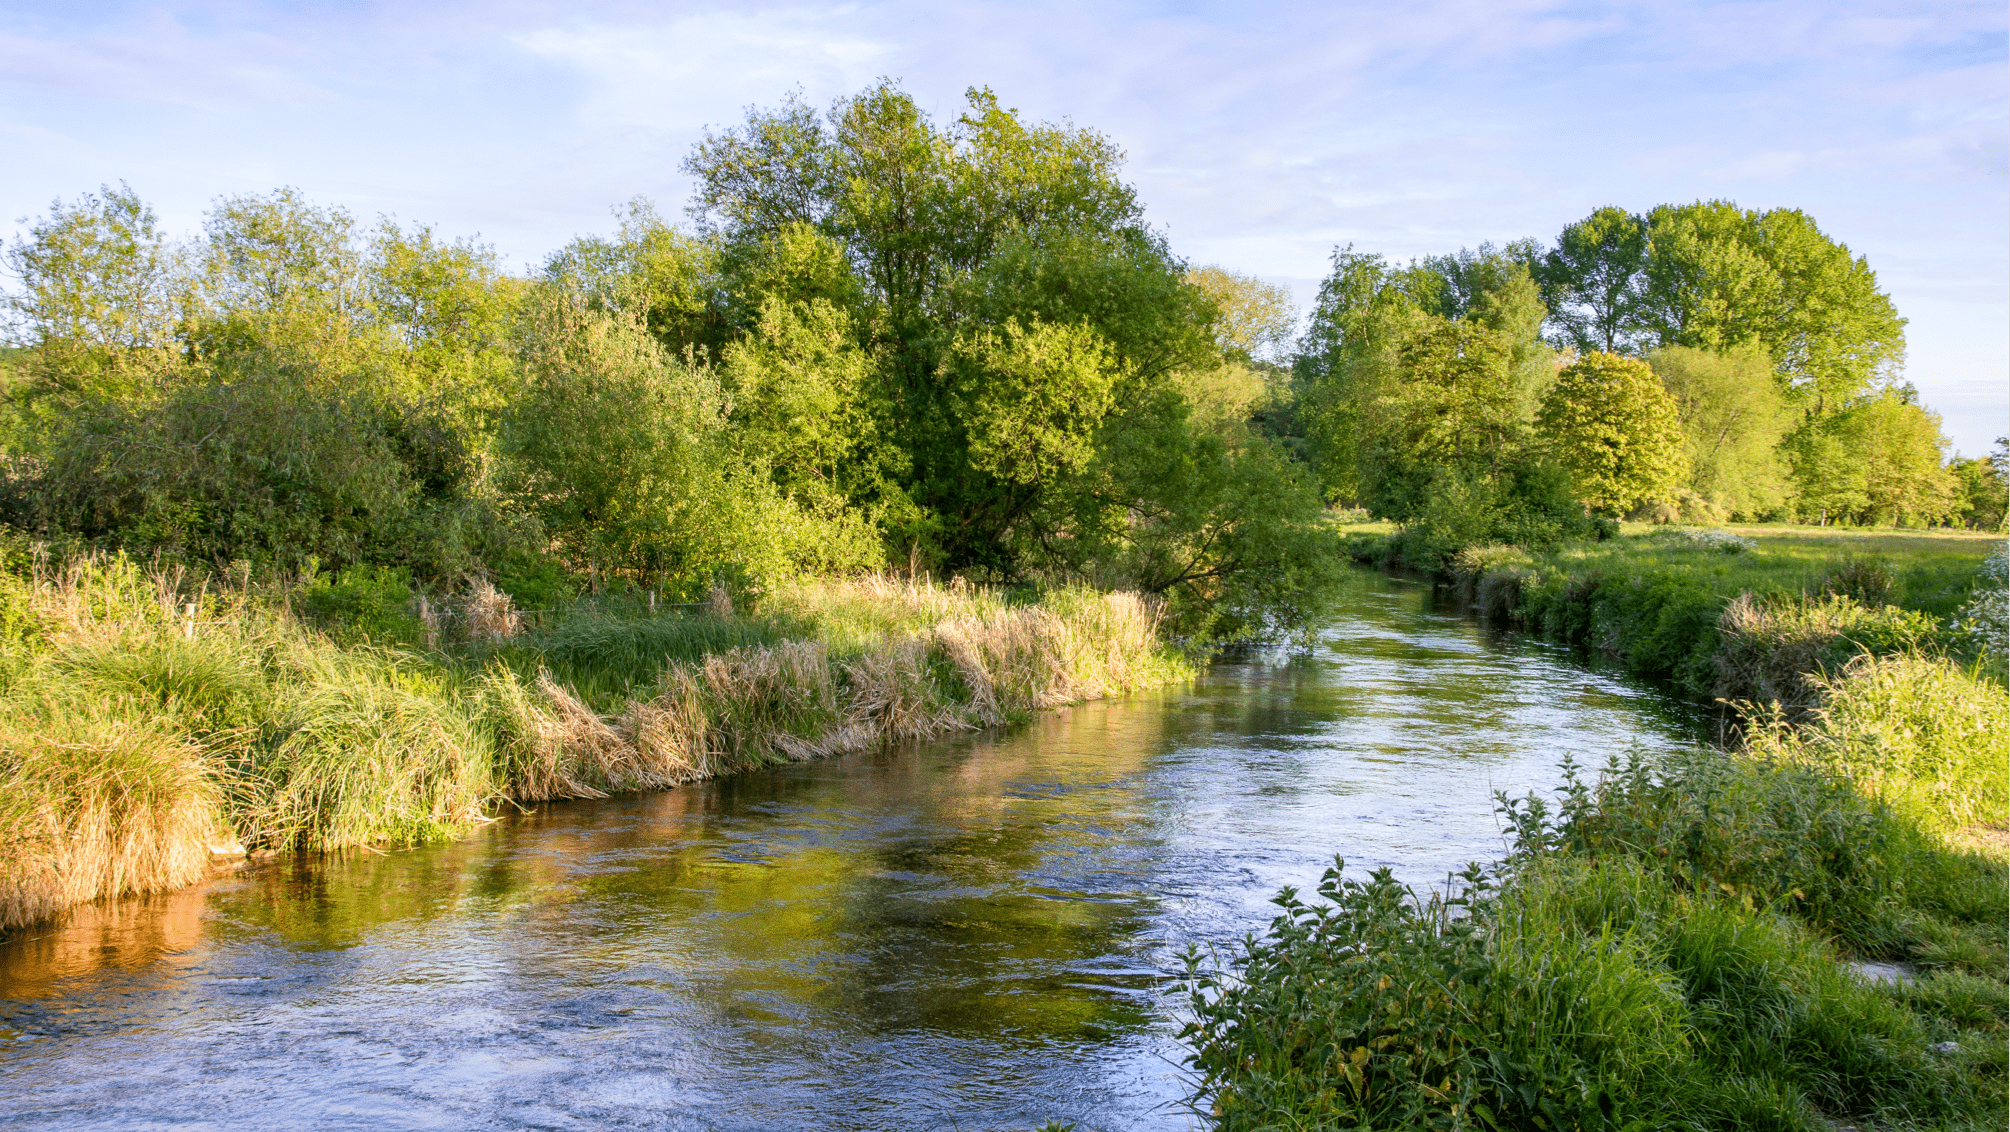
[0,709,222,932]
[1746,652,2009,841]
[493,583,1188,802]
[0,557,1189,932]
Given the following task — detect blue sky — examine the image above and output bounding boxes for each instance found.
[3,1,2005,453]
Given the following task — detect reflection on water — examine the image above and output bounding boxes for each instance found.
[0,569,1706,1131]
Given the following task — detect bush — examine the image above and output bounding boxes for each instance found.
[4,377,502,577]
[1714,592,1946,714]
[1183,848,1972,1132]
[1187,747,2008,1130]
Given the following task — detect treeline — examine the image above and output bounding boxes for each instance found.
[0,83,1333,640]
[4,83,2000,625]
[1284,204,2006,561]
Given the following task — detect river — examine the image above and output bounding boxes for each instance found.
[0,567,1707,1131]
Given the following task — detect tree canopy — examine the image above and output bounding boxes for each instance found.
[0,83,1342,641]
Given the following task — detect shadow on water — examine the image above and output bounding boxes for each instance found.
[0,567,1708,1131]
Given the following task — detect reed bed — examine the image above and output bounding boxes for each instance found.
[0,557,1188,932]
[495,585,1186,802]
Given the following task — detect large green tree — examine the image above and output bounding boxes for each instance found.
[1537,207,1650,355]
[1537,352,1690,516]
[680,81,1330,626]
[1648,344,1792,519]
[1537,201,1905,419]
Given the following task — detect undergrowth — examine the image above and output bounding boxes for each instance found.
[1183,748,2008,1131]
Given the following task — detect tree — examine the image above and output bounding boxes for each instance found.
[721,293,885,512]
[1949,440,2008,531]
[1186,265,1296,362]
[1537,207,1649,354]
[1292,247,1443,502]
[2,183,185,399]
[543,198,724,360]
[368,219,523,414]
[190,187,374,375]
[1538,202,1906,424]
[498,294,877,588]
[1784,390,1953,527]
[1786,429,1870,527]
[1537,352,1690,516]
[1641,202,1904,416]
[1647,344,1792,518]
[1844,392,1955,527]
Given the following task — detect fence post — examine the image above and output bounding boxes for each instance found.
[184,602,198,640]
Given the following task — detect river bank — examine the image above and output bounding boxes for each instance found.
[0,566,1709,1131]
[0,555,1190,934]
[1183,531,2008,1130]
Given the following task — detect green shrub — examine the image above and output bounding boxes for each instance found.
[1182,848,1975,1132]
[1714,593,1948,713]
[296,563,422,644]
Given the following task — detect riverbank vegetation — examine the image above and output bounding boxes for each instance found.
[0,550,1187,933]
[1182,198,2007,1127]
[1396,524,2004,700]
[1182,664,2008,1131]
[1,82,1335,930]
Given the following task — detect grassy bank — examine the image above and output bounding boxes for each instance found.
[1181,657,2009,1130]
[1343,522,2002,704]
[0,557,1191,934]
[1183,523,2007,1130]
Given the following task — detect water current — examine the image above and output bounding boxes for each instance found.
[0,567,1709,1131]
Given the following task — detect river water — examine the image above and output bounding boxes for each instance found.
[0,568,1707,1131]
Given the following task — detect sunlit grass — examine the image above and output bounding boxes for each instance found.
[0,558,1190,933]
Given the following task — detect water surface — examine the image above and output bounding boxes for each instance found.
[0,569,1706,1130]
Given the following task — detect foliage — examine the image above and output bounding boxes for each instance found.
[1187,741,2007,1131]
[1947,442,2008,531]
[1648,344,1792,519]
[1788,391,1957,527]
[1538,201,1906,415]
[1185,265,1297,363]
[4,373,498,575]
[1536,206,1650,355]
[0,90,1338,640]
[1,183,185,400]
[1745,652,2009,837]
[1536,351,1690,516]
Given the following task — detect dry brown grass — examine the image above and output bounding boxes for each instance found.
[0,710,224,932]
[497,586,1186,803]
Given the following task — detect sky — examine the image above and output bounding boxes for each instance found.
[2,0,2005,454]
